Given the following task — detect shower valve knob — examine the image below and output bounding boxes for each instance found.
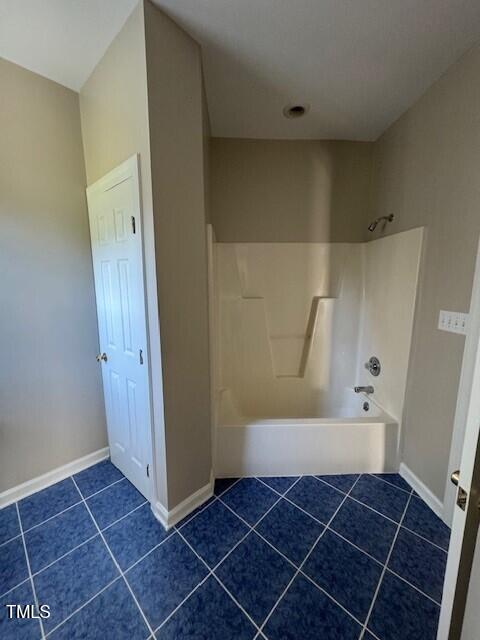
[365,356,381,377]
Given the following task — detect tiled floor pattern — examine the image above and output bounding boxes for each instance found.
[0,461,450,639]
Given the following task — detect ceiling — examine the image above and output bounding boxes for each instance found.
[155,0,480,140]
[1,1,480,140]
[0,0,138,91]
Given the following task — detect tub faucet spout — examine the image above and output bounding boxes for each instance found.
[354,385,374,394]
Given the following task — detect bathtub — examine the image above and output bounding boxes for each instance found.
[215,392,399,478]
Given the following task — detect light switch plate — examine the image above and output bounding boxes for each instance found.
[438,310,469,335]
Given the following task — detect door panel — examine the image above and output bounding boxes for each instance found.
[460,527,480,639]
[438,237,480,639]
[118,259,134,355]
[87,156,152,499]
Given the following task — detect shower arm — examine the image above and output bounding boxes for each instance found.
[367,213,394,232]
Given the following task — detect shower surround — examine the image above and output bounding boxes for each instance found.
[212,228,424,477]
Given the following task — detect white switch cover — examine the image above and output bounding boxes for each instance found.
[438,310,469,335]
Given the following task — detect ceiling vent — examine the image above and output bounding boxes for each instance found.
[283,104,309,119]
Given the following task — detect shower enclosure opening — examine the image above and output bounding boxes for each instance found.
[209,227,424,478]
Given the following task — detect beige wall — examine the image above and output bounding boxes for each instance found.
[80,2,169,508]
[370,43,480,500]
[210,139,373,242]
[81,1,211,510]
[144,1,212,507]
[79,4,150,186]
[202,79,211,224]
[0,58,106,492]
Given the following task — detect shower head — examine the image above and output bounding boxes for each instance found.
[368,214,394,232]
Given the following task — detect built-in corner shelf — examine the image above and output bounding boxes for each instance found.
[271,295,337,379]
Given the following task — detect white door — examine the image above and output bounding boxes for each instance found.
[86,155,152,499]
[438,237,480,639]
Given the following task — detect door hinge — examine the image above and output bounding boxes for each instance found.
[131,216,136,234]
[146,464,150,478]
[139,349,144,365]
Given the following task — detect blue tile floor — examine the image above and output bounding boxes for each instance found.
[0,462,450,639]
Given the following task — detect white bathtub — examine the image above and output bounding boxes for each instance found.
[215,393,399,478]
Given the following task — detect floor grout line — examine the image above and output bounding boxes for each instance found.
[1,468,448,639]
[256,474,364,637]
[214,477,243,498]
[278,494,327,526]
[213,572,263,635]
[366,473,414,495]
[173,475,246,532]
[43,576,122,637]
[179,472,436,568]
[311,474,348,496]
[34,494,170,637]
[174,476,312,531]
[400,525,449,553]
[0,576,31,600]
[100,500,149,532]
[0,532,23,548]
[255,477,297,497]
[151,570,212,635]
[79,476,127,500]
[123,530,176,574]
[70,476,156,639]
[340,493,449,554]
[153,477,305,637]
[296,569,365,627]
[16,498,152,585]
[359,491,414,640]
[255,477,333,527]
[21,500,84,534]
[385,567,442,606]
[31,533,100,578]
[312,475,450,550]
[211,477,303,572]
[175,496,220,531]
[3,470,447,560]
[194,475,444,611]
[313,475,403,523]
[174,527,263,635]
[257,480,330,528]
[15,503,46,640]
[213,476,244,498]
[362,627,383,640]
[219,476,302,527]
[325,527,384,567]
[338,494,400,524]
[18,474,128,536]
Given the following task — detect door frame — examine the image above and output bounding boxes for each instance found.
[86,154,154,500]
[438,236,480,639]
[443,240,480,526]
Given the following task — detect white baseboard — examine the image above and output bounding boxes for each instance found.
[0,447,110,508]
[153,472,214,531]
[399,462,444,520]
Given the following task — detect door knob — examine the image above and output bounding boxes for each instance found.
[96,352,108,363]
[451,470,460,486]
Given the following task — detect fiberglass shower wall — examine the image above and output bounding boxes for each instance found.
[214,228,423,425]
[215,242,364,421]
